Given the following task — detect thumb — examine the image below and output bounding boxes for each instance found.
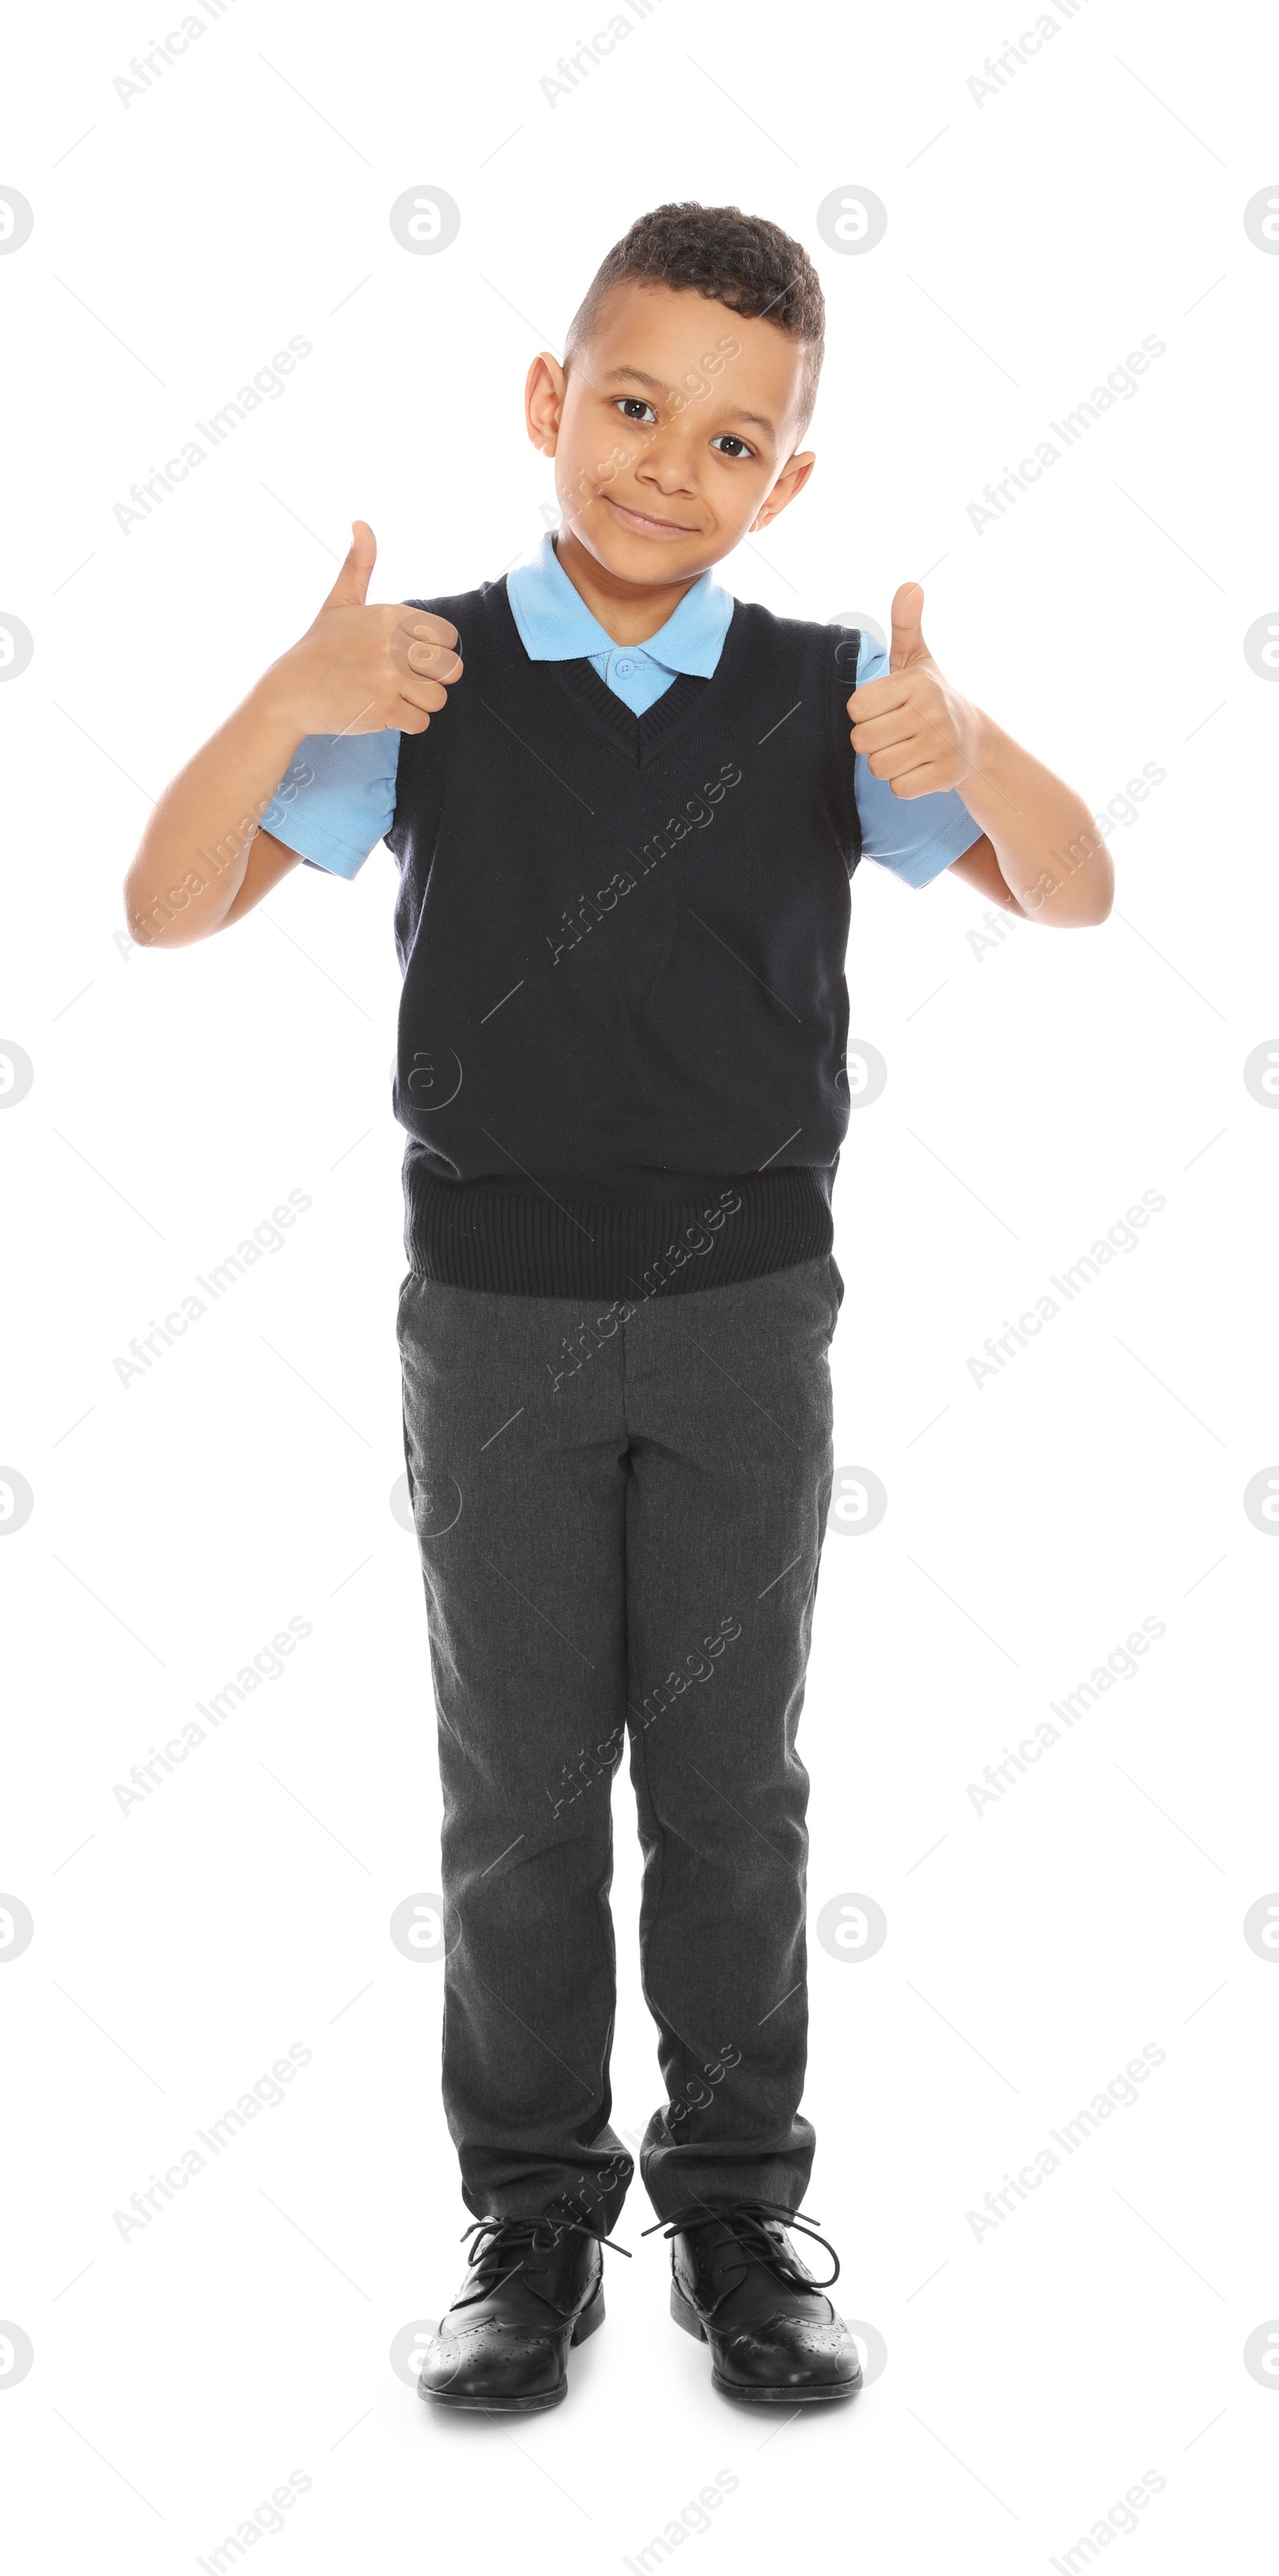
[889,580,928,673]
[324,519,377,609]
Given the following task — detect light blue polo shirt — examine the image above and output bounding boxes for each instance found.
[263,535,984,888]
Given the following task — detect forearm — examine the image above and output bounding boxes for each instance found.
[123,668,305,948]
[957,715,1114,926]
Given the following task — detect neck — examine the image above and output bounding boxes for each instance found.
[552,526,702,645]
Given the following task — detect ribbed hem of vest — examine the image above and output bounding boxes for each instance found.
[403,1166,835,1300]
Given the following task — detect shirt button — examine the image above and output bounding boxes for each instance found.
[616,657,634,676]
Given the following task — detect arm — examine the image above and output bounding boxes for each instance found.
[947,835,1020,910]
[847,584,1113,927]
[126,692,311,948]
[123,522,461,948]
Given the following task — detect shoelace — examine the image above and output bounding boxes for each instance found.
[640,2197,840,2292]
[453,2211,632,2308]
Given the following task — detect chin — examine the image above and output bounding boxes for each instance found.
[591,525,705,584]
[617,547,694,584]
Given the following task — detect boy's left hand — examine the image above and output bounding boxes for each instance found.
[847,583,986,798]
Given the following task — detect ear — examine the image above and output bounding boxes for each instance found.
[751,449,816,532]
[525,351,568,455]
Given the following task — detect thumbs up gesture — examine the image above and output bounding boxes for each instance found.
[846,582,982,797]
[269,520,463,737]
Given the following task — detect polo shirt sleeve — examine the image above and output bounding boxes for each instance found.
[261,731,400,879]
[851,637,985,888]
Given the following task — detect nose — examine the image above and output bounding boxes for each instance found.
[634,435,699,498]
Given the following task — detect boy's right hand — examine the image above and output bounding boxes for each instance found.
[265,520,462,737]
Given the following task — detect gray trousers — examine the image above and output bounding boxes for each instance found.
[396,1252,842,2227]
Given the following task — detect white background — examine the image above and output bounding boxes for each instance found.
[2,0,1278,2566]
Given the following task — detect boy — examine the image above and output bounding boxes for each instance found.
[125,202,1111,2413]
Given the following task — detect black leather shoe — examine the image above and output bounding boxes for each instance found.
[647,2199,862,2404]
[417,2212,627,2412]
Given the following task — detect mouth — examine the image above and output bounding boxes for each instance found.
[601,493,699,540]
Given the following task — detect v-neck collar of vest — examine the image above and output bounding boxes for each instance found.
[496,576,739,769]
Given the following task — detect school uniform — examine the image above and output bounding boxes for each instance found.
[264,536,981,2229]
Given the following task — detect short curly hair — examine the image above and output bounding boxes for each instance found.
[565,201,826,435]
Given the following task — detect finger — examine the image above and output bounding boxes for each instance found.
[407,614,459,648]
[854,700,958,771]
[396,679,450,716]
[889,580,927,673]
[406,640,463,679]
[887,760,949,800]
[323,519,377,609]
[389,624,460,681]
[863,737,934,781]
[849,708,924,755]
[847,675,913,723]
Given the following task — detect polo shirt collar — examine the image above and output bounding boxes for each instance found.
[505,532,733,676]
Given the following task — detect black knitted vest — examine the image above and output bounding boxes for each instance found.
[385,576,863,1298]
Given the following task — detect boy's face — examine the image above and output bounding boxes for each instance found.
[526,281,815,588]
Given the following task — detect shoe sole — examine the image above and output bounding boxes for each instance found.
[418,2281,604,2413]
[670,2280,863,2404]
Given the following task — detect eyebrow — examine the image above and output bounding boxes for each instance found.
[599,365,776,437]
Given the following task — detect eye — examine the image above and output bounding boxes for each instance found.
[615,397,657,425]
[711,433,755,461]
